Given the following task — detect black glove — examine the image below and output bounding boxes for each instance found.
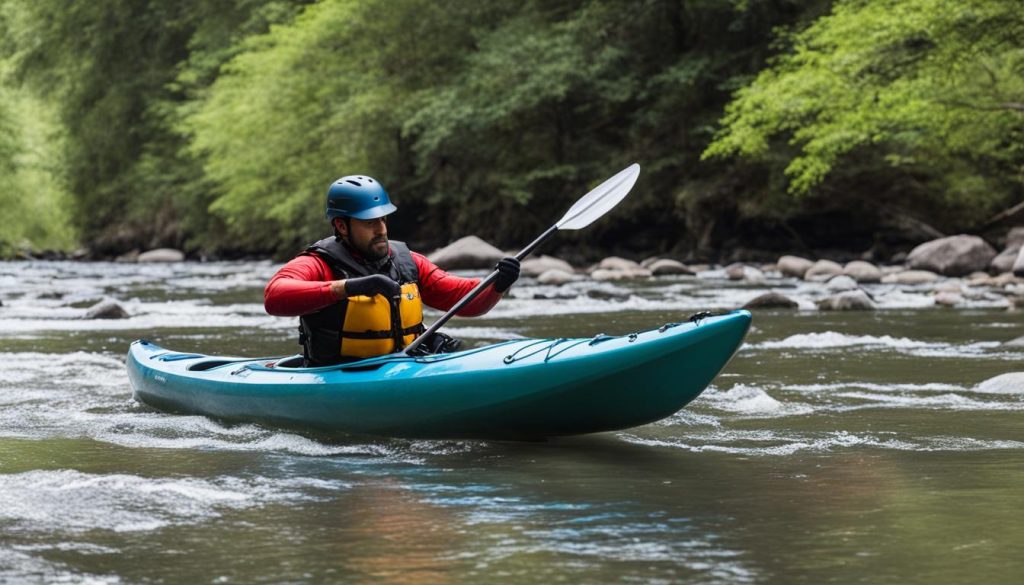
[493,257,520,293]
[345,274,401,298]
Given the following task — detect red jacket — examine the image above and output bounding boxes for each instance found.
[265,250,502,317]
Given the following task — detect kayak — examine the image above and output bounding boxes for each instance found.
[126,310,751,440]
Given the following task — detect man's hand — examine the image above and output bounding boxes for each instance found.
[493,257,520,293]
[341,274,401,298]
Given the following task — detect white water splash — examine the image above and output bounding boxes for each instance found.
[0,470,349,534]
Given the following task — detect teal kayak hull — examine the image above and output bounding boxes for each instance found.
[126,310,751,439]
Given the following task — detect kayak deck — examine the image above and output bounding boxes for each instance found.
[127,310,751,439]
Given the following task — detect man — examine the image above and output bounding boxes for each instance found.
[265,175,520,365]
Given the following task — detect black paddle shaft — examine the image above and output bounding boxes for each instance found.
[403,225,557,355]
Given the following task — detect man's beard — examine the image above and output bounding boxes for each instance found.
[361,237,389,261]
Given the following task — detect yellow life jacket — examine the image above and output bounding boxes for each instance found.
[298,238,425,365]
[340,282,424,358]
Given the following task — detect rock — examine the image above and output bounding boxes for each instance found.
[1007,227,1024,249]
[37,291,65,300]
[591,269,629,281]
[842,260,882,283]
[990,245,1020,274]
[1004,336,1024,347]
[0,299,4,307]
[743,266,766,285]
[826,275,859,291]
[880,265,905,275]
[889,251,909,264]
[688,264,711,273]
[640,256,661,268]
[934,280,964,294]
[742,292,798,309]
[648,259,694,276]
[974,373,1024,393]
[907,234,997,276]
[597,256,644,272]
[521,255,575,277]
[115,250,140,263]
[881,270,941,285]
[428,236,505,270]
[933,292,963,306]
[967,271,990,282]
[804,259,844,282]
[586,288,631,301]
[725,263,746,280]
[816,290,877,311]
[777,255,814,278]
[537,269,579,285]
[590,257,651,279]
[84,299,129,319]
[1014,247,1024,277]
[137,248,185,263]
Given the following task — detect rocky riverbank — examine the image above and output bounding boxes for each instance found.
[428,233,1024,312]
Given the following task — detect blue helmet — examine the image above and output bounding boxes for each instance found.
[325,175,397,221]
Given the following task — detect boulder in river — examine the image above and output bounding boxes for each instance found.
[974,372,1024,393]
[816,290,877,311]
[590,267,651,281]
[1014,246,1024,277]
[115,250,140,263]
[881,270,941,285]
[826,275,859,292]
[428,236,505,270]
[933,291,963,306]
[778,255,814,278]
[990,227,1024,273]
[537,269,580,285]
[597,256,644,272]
[742,292,798,309]
[521,255,575,277]
[724,263,746,280]
[907,235,997,276]
[1004,336,1024,347]
[804,259,844,282]
[842,260,882,283]
[137,248,185,263]
[648,259,694,276]
[84,299,129,319]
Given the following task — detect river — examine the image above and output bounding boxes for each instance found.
[1,260,1021,583]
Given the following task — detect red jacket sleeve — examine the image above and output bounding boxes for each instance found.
[264,255,337,317]
[413,252,503,316]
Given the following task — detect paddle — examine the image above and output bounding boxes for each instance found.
[403,163,641,355]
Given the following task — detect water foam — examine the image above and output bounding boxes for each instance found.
[755,332,932,350]
[699,385,814,417]
[0,470,348,534]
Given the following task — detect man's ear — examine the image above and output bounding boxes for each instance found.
[333,217,348,238]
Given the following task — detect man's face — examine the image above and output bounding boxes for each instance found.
[337,216,389,261]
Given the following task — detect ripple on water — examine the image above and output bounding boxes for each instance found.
[0,469,349,534]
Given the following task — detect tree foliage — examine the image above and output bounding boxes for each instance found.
[8,0,1021,259]
[704,0,1024,225]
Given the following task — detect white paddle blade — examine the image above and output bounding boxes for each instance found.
[556,163,640,230]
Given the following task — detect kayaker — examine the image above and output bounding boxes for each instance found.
[265,175,520,366]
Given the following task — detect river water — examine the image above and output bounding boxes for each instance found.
[1,260,1021,584]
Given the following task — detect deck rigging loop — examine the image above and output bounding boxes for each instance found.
[503,337,593,364]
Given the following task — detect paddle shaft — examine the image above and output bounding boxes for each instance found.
[403,225,557,355]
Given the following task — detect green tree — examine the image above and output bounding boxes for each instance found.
[704,0,1024,227]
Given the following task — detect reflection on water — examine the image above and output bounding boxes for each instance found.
[1,260,1022,583]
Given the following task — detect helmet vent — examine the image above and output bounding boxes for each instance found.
[346,180,361,187]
